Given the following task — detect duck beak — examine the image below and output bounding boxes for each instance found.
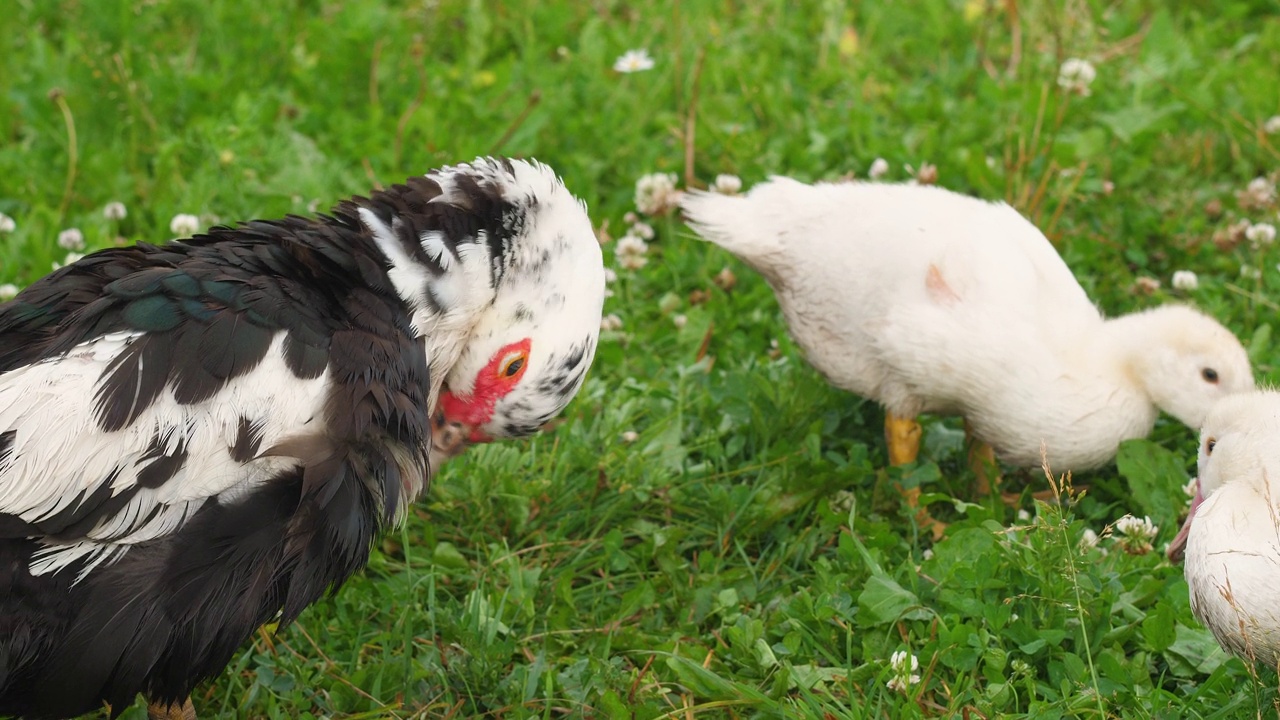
[429,408,494,468]
[430,409,474,462]
[1167,477,1204,563]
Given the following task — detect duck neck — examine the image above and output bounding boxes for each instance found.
[1100,309,1184,422]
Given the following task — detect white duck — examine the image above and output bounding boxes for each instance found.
[681,178,1253,511]
[1170,391,1280,664]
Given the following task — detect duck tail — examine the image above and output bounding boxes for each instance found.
[680,178,798,265]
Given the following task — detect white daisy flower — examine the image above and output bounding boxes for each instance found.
[613,49,655,74]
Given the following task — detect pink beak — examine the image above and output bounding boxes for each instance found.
[428,401,498,472]
[1167,477,1205,563]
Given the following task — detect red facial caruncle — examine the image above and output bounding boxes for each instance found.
[437,338,532,444]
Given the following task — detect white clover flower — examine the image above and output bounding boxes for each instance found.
[829,490,855,513]
[915,162,938,185]
[604,268,618,284]
[1016,509,1031,522]
[1239,177,1277,210]
[1249,177,1277,199]
[1114,514,1158,555]
[1241,264,1263,281]
[1057,58,1097,96]
[615,234,650,271]
[0,283,18,301]
[1115,514,1158,539]
[673,313,688,329]
[613,49,655,74]
[1080,528,1100,550]
[102,201,127,221]
[623,211,638,225]
[629,221,655,240]
[600,314,623,332]
[50,252,83,271]
[615,235,649,255]
[711,174,742,195]
[922,548,934,561]
[886,650,921,693]
[57,228,84,251]
[635,172,680,216]
[1183,477,1197,498]
[1247,222,1277,249]
[1133,276,1161,294]
[1171,270,1199,291]
[617,254,647,271]
[868,157,890,180]
[1265,116,1280,135]
[621,430,640,443]
[0,212,14,234]
[169,213,200,237]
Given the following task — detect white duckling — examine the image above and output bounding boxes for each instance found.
[1170,391,1280,664]
[681,178,1253,483]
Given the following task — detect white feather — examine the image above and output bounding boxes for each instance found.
[682,179,1253,470]
[359,207,433,317]
[0,332,329,576]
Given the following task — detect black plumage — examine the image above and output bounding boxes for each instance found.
[0,167,528,719]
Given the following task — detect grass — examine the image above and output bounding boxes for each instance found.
[4,0,1280,717]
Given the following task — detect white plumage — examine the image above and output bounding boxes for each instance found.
[0,331,328,577]
[1170,391,1280,664]
[682,178,1254,471]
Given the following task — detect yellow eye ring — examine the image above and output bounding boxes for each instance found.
[499,352,527,378]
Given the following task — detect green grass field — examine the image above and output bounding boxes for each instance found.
[4,1,1280,717]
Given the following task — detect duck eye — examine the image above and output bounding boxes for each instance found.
[1201,368,1219,383]
[499,353,527,378]
[1206,438,1216,455]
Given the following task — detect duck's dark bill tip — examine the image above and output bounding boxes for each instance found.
[1167,476,1203,564]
